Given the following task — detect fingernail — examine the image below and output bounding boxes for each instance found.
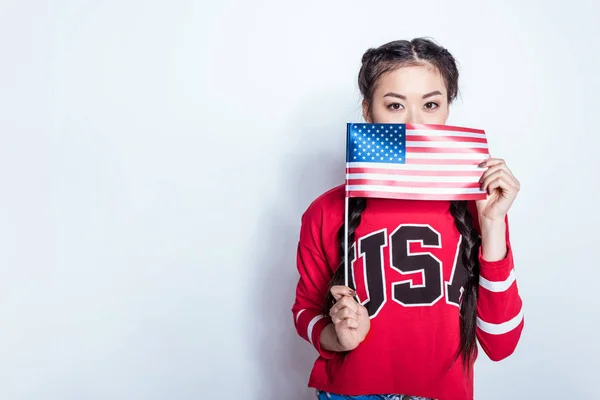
[478,160,487,167]
[348,289,355,296]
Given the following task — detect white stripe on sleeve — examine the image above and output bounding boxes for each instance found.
[477,308,524,335]
[479,269,517,292]
[295,309,305,324]
[307,315,324,345]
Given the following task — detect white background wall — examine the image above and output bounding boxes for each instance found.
[0,0,598,399]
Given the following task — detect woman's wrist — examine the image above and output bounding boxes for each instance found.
[319,323,344,352]
[479,216,508,262]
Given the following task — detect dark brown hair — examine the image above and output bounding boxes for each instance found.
[323,38,480,370]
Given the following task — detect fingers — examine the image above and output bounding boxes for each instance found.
[479,169,519,193]
[479,157,505,168]
[329,286,367,331]
[331,306,359,324]
[330,285,355,301]
[479,157,520,192]
[356,302,369,317]
[341,318,359,329]
[478,163,514,182]
[329,295,359,316]
[485,176,516,195]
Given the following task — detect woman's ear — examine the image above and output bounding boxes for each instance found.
[362,99,372,123]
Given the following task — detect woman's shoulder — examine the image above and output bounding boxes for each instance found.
[299,184,345,246]
[302,184,345,222]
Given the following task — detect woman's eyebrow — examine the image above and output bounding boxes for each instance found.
[422,90,442,99]
[383,92,406,100]
[383,90,443,100]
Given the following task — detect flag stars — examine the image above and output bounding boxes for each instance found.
[349,127,407,165]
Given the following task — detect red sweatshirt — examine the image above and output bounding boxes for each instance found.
[292,185,524,400]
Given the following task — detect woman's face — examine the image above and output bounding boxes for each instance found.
[364,64,450,125]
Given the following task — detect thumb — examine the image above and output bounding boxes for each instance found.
[330,285,355,301]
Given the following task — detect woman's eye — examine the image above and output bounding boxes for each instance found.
[387,103,404,111]
[424,102,439,110]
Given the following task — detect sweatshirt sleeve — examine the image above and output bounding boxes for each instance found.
[291,208,337,360]
[475,215,525,361]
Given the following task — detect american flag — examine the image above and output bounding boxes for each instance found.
[345,123,490,201]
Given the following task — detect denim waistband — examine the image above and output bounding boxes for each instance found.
[316,390,434,400]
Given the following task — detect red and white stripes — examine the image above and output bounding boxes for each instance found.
[476,251,524,360]
[294,308,328,347]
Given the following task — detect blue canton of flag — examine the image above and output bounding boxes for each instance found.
[346,123,406,164]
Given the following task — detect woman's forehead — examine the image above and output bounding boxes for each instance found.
[375,65,447,96]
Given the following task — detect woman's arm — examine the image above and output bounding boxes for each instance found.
[292,241,337,359]
[475,215,524,361]
[472,157,524,361]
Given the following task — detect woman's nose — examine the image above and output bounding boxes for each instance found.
[404,108,424,125]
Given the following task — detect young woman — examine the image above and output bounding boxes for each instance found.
[291,38,524,400]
